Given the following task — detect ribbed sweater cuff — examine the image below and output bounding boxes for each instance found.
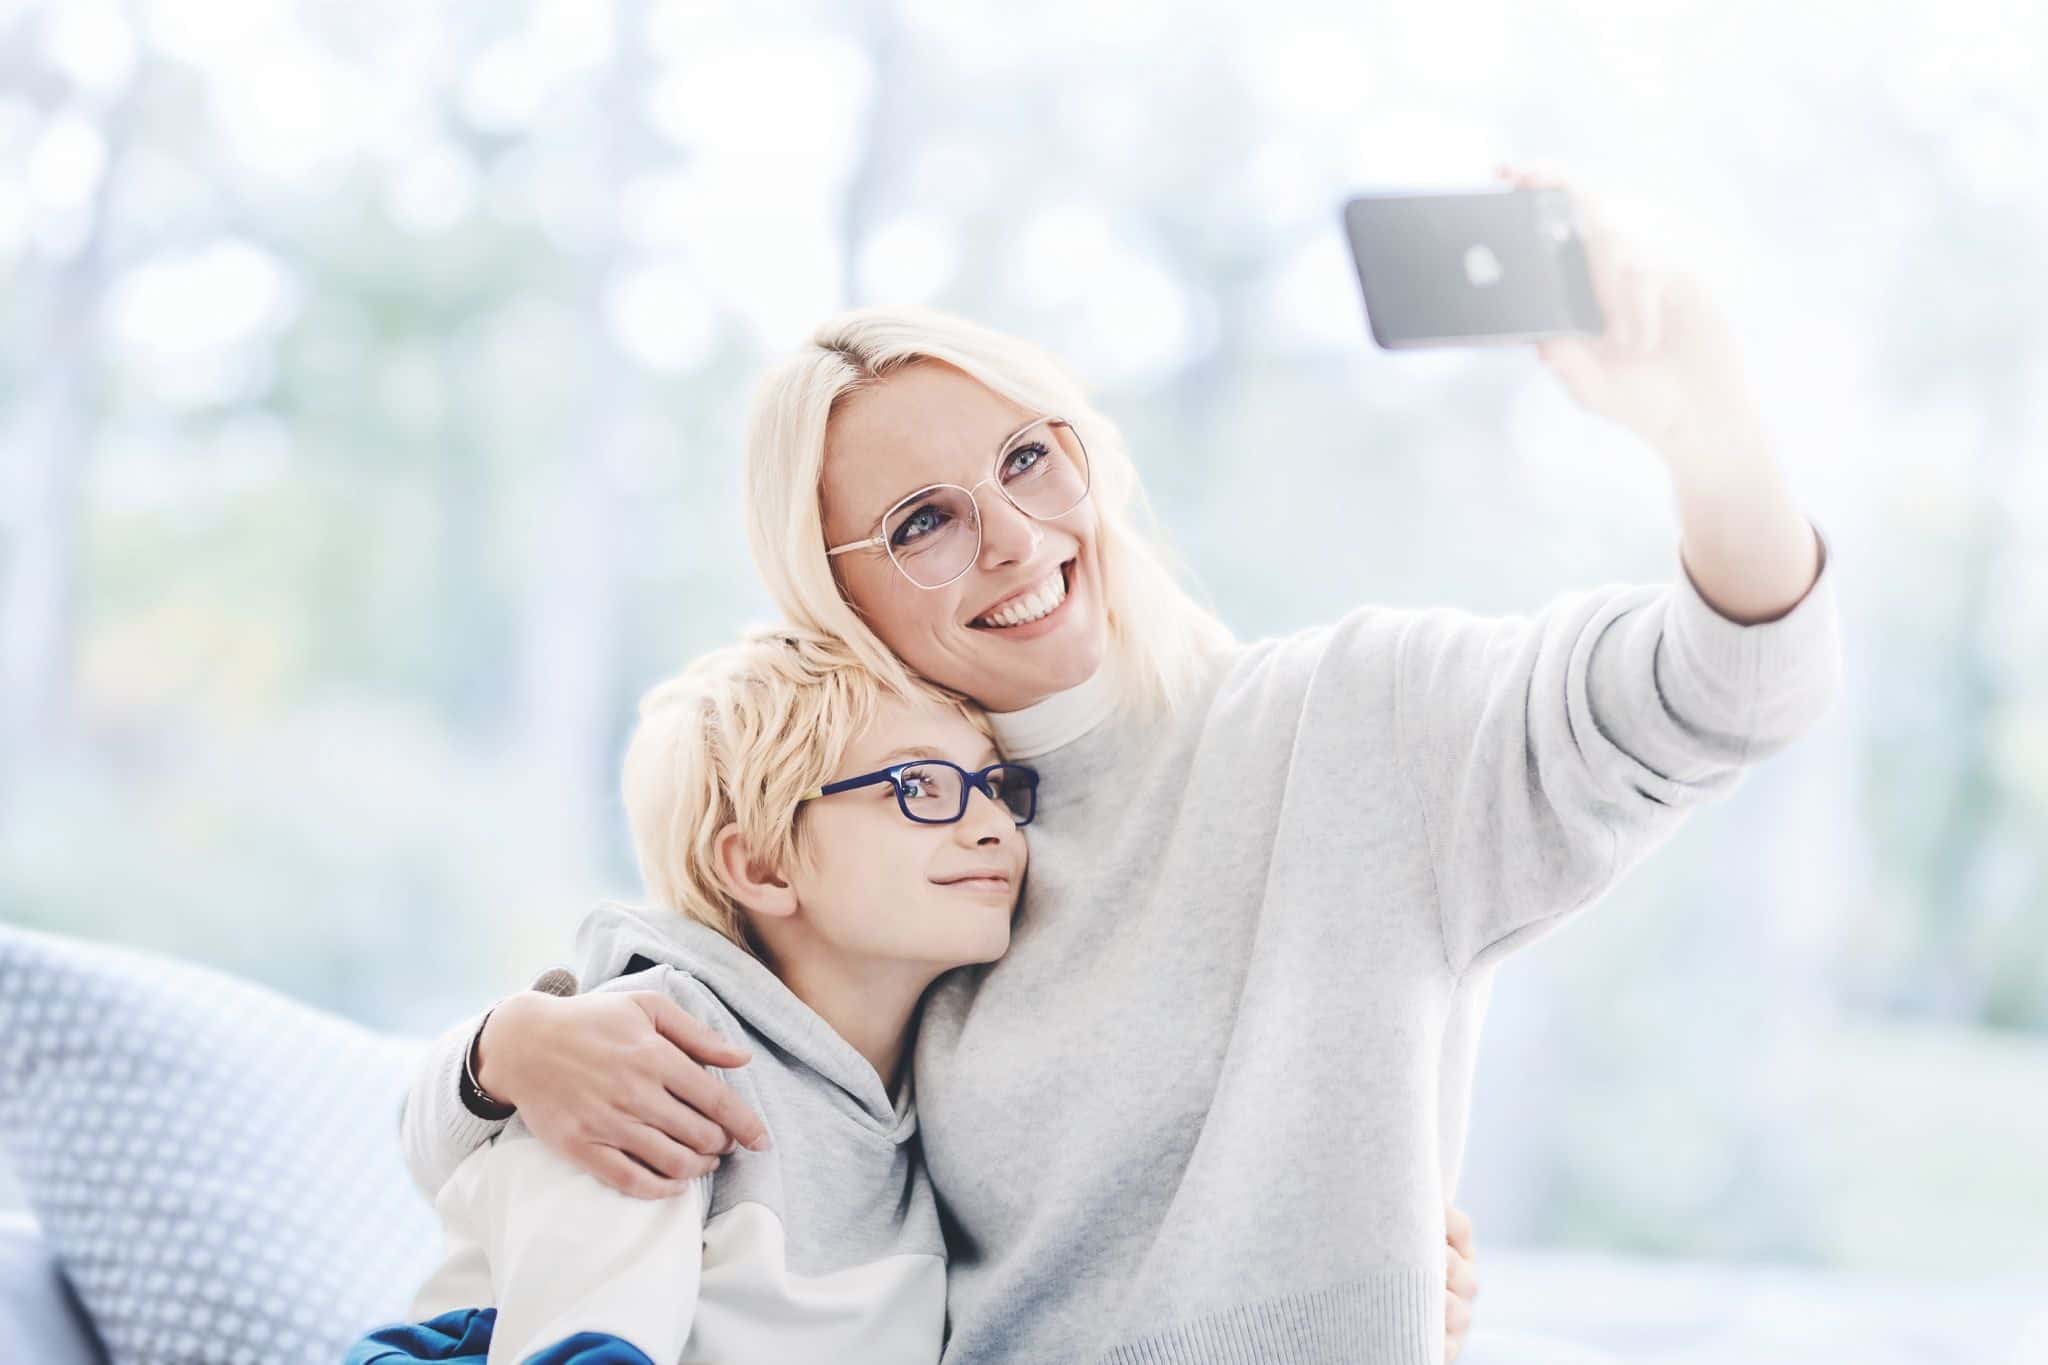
[1101,1269,1442,1365]
[1666,519,1842,738]
[430,1009,512,1159]
[1670,519,1838,675]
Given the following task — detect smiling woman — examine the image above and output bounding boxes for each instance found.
[743,310,1236,716]
[819,390,1107,711]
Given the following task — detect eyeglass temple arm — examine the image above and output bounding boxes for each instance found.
[824,537,885,558]
[804,769,898,801]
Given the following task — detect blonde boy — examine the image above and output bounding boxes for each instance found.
[351,628,1035,1365]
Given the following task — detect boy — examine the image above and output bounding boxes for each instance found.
[349,627,1035,1364]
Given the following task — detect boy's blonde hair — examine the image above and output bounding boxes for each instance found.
[621,626,989,949]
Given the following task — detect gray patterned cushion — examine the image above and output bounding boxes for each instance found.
[0,924,438,1364]
[1,1210,107,1364]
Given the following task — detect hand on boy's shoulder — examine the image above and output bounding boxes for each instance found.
[590,959,747,1052]
[483,975,772,1201]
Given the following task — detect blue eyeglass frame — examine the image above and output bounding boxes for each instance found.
[798,759,1039,827]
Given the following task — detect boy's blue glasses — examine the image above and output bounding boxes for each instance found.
[798,759,1039,827]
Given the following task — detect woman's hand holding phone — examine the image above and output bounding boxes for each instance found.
[1504,162,1823,624]
[1496,163,1758,464]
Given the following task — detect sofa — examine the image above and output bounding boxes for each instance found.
[3,921,2042,1365]
[2,1208,102,1361]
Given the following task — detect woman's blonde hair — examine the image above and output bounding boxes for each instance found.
[742,305,1235,718]
[621,626,988,949]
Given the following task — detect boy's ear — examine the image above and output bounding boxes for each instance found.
[712,823,798,920]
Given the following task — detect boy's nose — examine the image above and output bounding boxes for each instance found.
[958,787,1014,845]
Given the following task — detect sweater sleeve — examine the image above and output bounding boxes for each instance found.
[400,1005,514,1200]
[406,1121,711,1365]
[1395,525,1842,977]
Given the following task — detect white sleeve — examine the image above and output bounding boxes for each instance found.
[399,1006,513,1200]
[413,1126,711,1365]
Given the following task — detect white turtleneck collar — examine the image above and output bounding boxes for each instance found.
[984,660,1119,761]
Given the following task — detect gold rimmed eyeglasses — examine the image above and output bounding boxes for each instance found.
[824,415,1092,590]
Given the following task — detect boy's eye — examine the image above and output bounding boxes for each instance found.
[899,767,937,800]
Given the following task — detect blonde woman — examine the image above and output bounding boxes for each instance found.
[400,169,1840,1364]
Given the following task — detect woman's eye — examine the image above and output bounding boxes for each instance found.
[892,505,948,546]
[1001,442,1048,480]
[899,769,937,800]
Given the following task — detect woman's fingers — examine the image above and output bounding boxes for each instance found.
[1445,1239,1477,1362]
[585,1143,701,1201]
[1496,161,1643,350]
[636,1076,735,1158]
[611,992,772,1152]
[1446,1290,1473,1361]
[613,1119,719,1185]
[1637,265,1666,353]
[1494,159,1568,190]
[1444,1205,1479,1361]
[1447,1244,1479,1303]
[654,1041,773,1152]
[641,993,754,1068]
[1446,1203,1476,1259]
[1581,204,1632,350]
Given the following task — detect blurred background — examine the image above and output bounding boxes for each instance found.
[1,0,2043,1296]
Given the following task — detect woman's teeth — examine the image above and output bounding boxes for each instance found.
[975,565,1068,628]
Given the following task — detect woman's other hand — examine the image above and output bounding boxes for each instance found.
[1497,162,1759,461]
[476,988,772,1198]
[1446,1202,1479,1362]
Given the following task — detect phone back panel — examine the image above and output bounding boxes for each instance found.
[1342,188,1603,348]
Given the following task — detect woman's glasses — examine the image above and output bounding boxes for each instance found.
[824,415,1092,590]
[798,759,1039,827]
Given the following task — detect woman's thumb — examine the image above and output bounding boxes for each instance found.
[1538,336,1605,404]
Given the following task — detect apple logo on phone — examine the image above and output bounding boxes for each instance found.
[1463,243,1503,288]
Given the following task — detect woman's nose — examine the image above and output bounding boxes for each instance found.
[975,488,1042,567]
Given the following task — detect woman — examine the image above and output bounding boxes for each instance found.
[401,168,1840,1363]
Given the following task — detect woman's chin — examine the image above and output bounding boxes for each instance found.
[967,561,1107,695]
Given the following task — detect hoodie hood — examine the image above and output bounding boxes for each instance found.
[570,900,915,1142]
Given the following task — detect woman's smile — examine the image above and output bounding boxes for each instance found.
[966,558,1079,640]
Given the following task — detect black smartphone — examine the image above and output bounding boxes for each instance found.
[1341,187,1604,349]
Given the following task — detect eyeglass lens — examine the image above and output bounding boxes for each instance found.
[896,762,1036,825]
[880,421,1090,589]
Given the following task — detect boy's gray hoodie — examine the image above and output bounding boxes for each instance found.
[404,901,948,1364]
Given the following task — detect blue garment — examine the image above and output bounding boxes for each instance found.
[345,1307,654,1364]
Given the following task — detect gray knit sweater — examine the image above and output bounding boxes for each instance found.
[400,539,1841,1365]
[915,536,1840,1364]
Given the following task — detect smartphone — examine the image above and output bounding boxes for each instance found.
[1341,187,1604,349]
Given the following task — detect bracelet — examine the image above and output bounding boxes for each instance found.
[458,1008,517,1121]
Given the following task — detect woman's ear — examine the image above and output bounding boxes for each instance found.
[712,823,799,920]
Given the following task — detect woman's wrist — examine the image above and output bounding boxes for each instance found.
[473,991,544,1109]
